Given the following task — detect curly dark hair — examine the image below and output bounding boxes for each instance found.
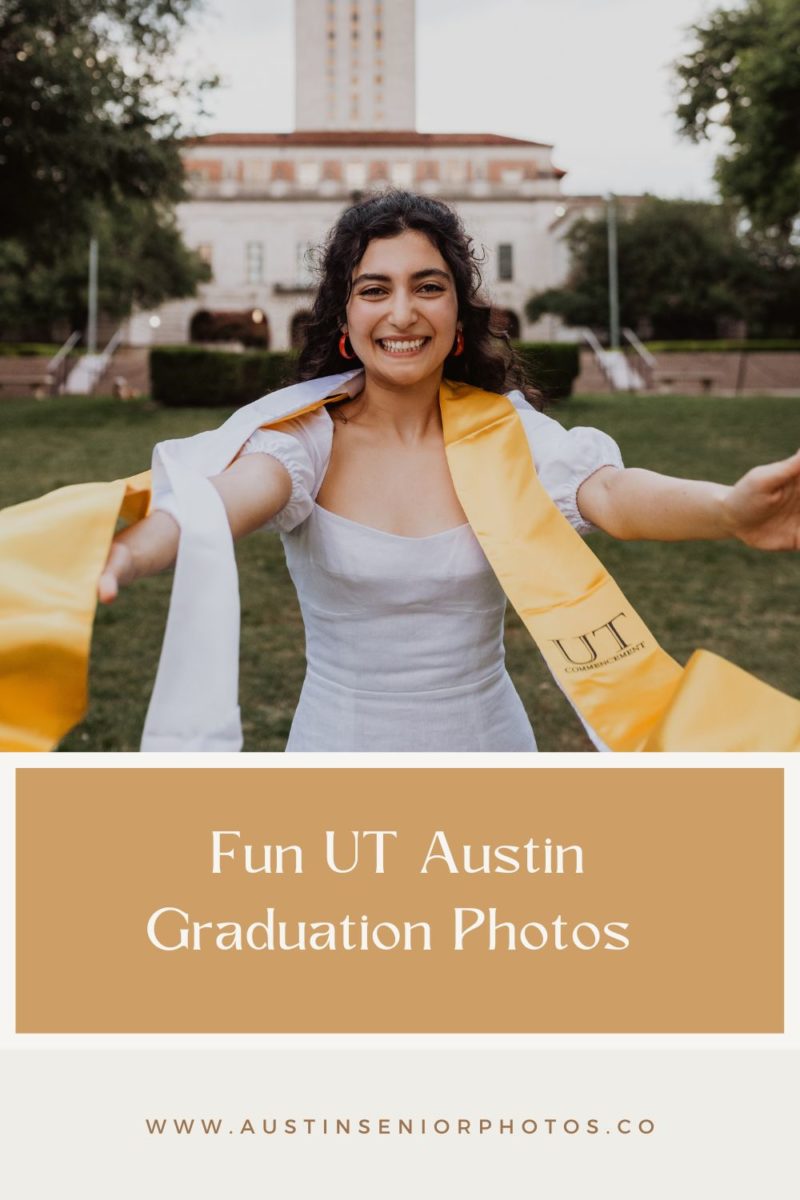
[295,190,541,408]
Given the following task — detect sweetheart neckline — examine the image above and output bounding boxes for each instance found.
[312,502,471,541]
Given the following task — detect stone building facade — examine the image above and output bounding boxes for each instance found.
[295,0,416,132]
[126,0,602,350]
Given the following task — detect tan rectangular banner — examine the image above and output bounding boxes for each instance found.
[16,768,783,1033]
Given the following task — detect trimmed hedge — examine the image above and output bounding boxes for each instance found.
[513,341,581,399]
[644,339,800,353]
[150,347,298,407]
[151,342,581,407]
[0,342,60,357]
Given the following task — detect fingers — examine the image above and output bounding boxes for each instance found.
[773,448,800,479]
[747,449,800,489]
[97,540,135,604]
[97,569,118,605]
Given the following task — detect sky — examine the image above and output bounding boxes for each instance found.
[179,0,733,198]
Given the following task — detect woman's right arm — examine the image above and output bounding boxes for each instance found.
[97,453,292,603]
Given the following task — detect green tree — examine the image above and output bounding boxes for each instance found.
[527,198,760,340]
[674,0,800,235]
[731,231,800,337]
[0,203,210,337]
[0,0,215,337]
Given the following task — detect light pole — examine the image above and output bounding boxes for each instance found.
[606,194,620,351]
[87,236,98,354]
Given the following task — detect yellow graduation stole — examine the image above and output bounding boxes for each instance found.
[0,475,150,751]
[439,380,800,751]
[1,379,798,752]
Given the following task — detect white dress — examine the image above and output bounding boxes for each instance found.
[229,394,623,752]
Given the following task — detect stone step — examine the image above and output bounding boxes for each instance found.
[575,349,800,396]
[574,348,611,393]
[0,357,53,397]
[95,347,151,396]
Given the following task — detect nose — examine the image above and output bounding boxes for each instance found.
[387,288,417,330]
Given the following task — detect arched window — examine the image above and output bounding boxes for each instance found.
[494,308,520,340]
[290,311,312,349]
[190,309,270,349]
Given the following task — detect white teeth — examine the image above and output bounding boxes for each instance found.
[380,338,427,353]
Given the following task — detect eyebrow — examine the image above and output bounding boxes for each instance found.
[352,268,451,286]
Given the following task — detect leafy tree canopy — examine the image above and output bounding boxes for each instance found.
[0,0,215,337]
[1,0,215,241]
[674,0,800,234]
[0,202,209,338]
[526,197,800,340]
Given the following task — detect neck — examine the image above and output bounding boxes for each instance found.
[351,370,444,442]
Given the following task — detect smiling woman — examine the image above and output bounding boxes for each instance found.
[314,231,473,539]
[3,191,800,752]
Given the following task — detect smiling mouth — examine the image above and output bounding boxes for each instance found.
[377,337,430,355]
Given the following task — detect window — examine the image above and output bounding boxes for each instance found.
[291,310,312,349]
[390,161,412,187]
[298,162,321,187]
[345,161,367,188]
[497,243,513,281]
[416,160,438,182]
[196,243,213,278]
[443,159,466,184]
[242,158,270,184]
[296,242,315,287]
[185,162,218,183]
[245,242,264,284]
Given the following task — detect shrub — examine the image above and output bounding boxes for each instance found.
[513,341,581,399]
[150,343,581,407]
[644,340,800,353]
[150,347,299,407]
[0,342,60,357]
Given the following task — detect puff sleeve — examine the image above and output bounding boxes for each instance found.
[509,393,624,535]
[151,407,333,534]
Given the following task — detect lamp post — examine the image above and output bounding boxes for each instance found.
[606,194,620,351]
[87,236,98,355]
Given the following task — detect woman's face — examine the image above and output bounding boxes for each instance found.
[344,229,459,388]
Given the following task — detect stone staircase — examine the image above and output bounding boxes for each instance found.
[94,347,151,396]
[740,352,800,393]
[574,348,800,396]
[0,357,54,397]
[574,348,612,394]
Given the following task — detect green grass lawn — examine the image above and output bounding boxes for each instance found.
[1,391,798,752]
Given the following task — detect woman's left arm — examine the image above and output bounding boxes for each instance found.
[578,450,800,550]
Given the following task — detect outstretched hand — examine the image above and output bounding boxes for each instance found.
[97,540,134,604]
[724,449,800,550]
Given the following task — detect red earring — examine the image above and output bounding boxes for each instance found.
[452,329,465,357]
[338,332,356,360]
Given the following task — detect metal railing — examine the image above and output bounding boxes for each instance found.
[580,327,646,392]
[63,326,123,394]
[48,330,81,394]
[622,327,656,389]
[580,327,614,389]
[96,326,123,377]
